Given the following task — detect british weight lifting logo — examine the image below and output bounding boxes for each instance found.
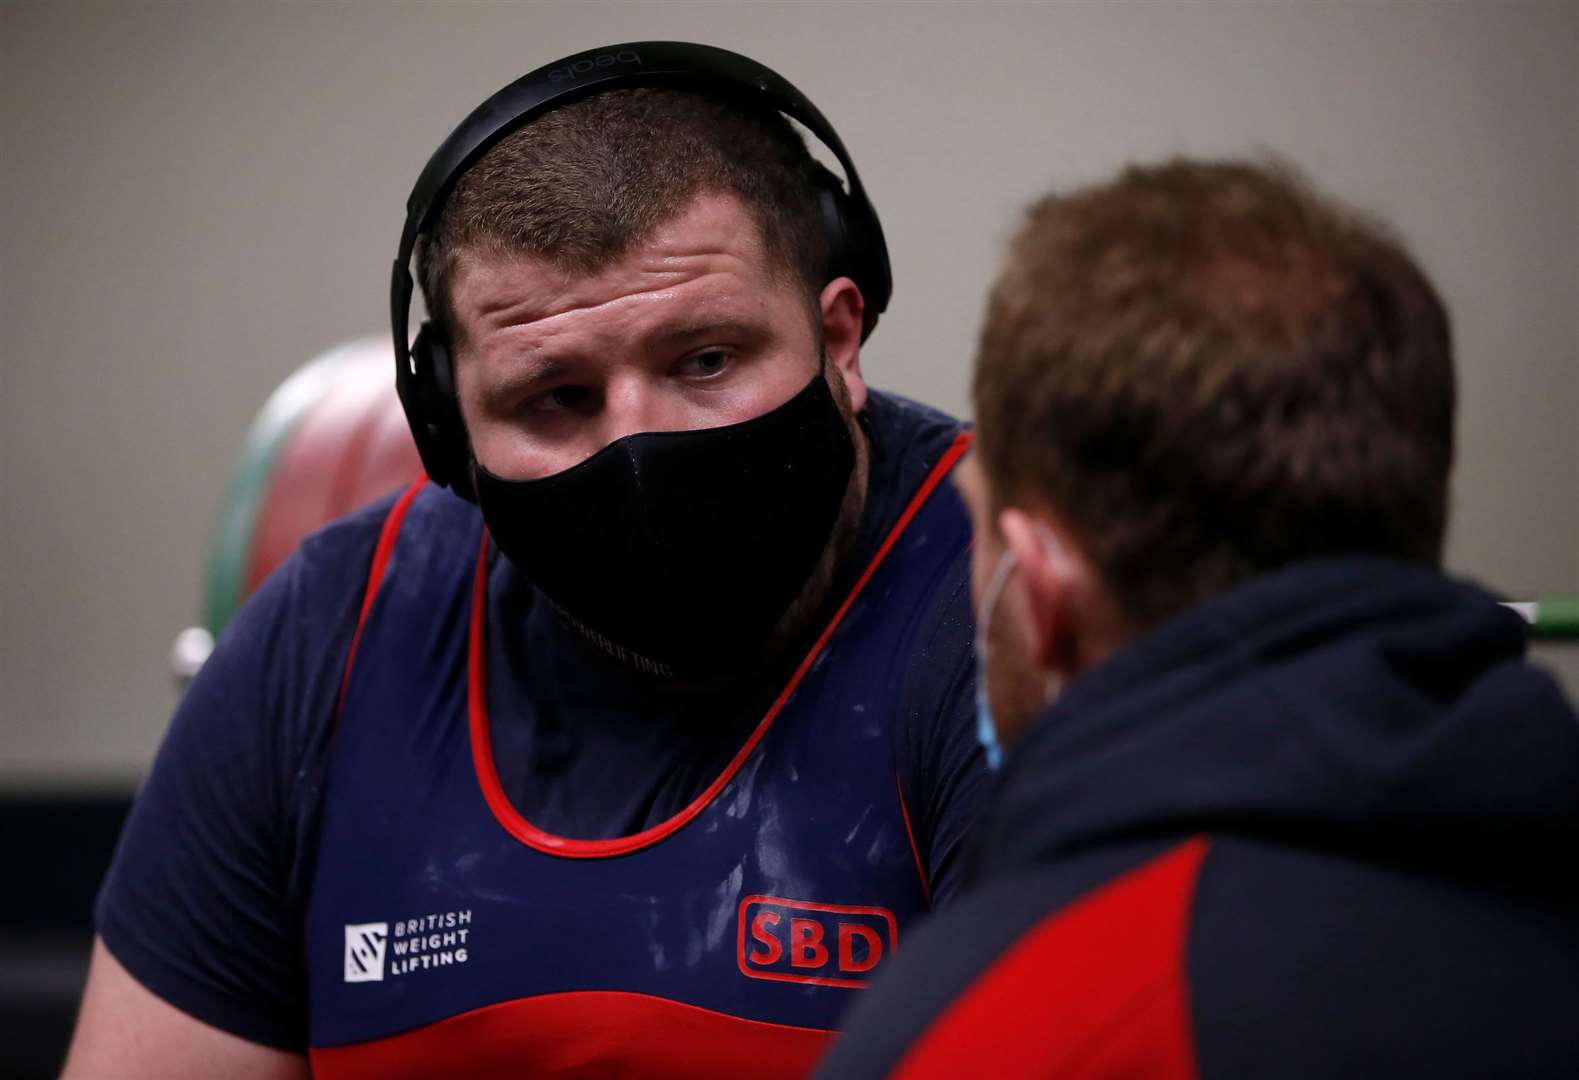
[343,909,473,983]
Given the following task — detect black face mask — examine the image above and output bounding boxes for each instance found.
[474,370,856,680]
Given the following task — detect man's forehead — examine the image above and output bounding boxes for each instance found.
[449,192,773,324]
[453,252,701,328]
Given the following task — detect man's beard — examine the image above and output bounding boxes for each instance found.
[760,361,871,663]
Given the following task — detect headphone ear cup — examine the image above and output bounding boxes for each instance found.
[810,162,883,341]
[811,162,853,284]
[401,322,476,499]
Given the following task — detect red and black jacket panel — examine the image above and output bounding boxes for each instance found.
[817,834,1579,1079]
[812,837,1207,1079]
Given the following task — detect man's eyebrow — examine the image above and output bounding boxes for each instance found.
[646,315,768,348]
[482,357,572,407]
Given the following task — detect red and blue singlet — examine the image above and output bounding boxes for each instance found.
[305,436,973,1077]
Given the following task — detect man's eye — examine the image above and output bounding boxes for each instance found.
[527,385,590,413]
[680,350,733,379]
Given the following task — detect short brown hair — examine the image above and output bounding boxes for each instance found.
[418,87,829,340]
[974,159,1455,627]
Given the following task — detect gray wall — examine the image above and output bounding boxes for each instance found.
[3,0,1575,790]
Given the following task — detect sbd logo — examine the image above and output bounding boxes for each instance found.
[737,896,898,988]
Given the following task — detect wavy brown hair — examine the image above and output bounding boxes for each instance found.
[974,160,1455,627]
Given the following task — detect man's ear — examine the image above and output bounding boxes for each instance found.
[998,507,1081,674]
[820,277,867,414]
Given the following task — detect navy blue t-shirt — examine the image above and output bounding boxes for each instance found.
[95,390,986,1051]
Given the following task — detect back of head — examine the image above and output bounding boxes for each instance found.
[416,87,830,343]
[974,159,1456,628]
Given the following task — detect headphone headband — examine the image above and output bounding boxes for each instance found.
[392,40,890,374]
[391,41,891,492]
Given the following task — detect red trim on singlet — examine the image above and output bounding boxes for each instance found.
[895,772,933,908]
[889,837,1210,1080]
[335,477,428,716]
[468,431,976,859]
[308,989,834,1080]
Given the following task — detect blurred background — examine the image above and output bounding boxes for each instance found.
[1,1,1575,1073]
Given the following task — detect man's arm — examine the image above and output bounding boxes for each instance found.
[63,939,309,1080]
[67,498,390,1072]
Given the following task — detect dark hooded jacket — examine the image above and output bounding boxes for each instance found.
[817,557,1579,1079]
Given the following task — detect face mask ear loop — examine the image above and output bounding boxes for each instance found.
[973,548,1019,771]
[977,548,1019,638]
[974,519,1074,770]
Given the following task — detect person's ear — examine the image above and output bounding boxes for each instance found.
[998,507,1081,674]
[820,277,867,414]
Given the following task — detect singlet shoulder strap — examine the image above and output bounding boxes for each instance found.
[335,477,429,714]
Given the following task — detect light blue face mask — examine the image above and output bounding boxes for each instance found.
[973,549,1020,771]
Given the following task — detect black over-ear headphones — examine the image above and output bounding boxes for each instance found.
[391,40,893,495]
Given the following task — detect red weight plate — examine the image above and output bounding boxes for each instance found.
[244,353,419,595]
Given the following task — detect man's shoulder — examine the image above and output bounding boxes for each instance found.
[865,388,967,468]
[858,388,970,550]
[287,480,482,591]
[290,489,405,576]
[849,391,971,639]
[203,480,480,697]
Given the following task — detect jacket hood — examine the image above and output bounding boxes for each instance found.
[978,558,1579,876]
